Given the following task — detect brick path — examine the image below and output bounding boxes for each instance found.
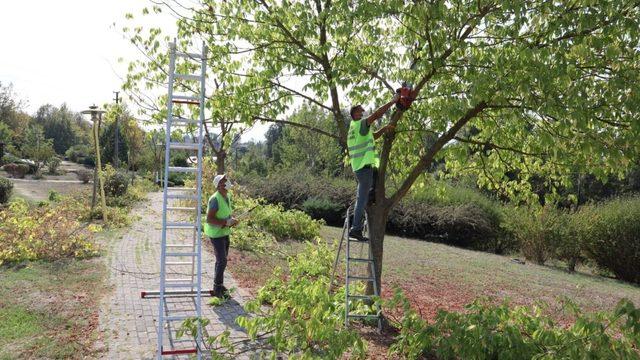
[99,192,256,359]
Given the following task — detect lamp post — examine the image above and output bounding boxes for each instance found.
[81,105,107,222]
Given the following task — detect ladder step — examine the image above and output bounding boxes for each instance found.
[166,222,196,229]
[176,51,202,59]
[166,206,197,211]
[164,315,192,322]
[174,73,200,81]
[166,194,198,200]
[172,95,200,105]
[166,261,194,266]
[166,252,197,257]
[347,295,374,300]
[161,348,198,355]
[348,238,370,243]
[166,278,193,282]
[167,187,196,192]
[168,142,199,150]
[165,283,198,289]
[347,276,375,281]
[171,117,200,126]
[348,257,374,263]
[347,314,380,319]
[166,244,194,248]
[167,166,197,173]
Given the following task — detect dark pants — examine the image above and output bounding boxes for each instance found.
[351,166,377,233]
[209,235,230,288]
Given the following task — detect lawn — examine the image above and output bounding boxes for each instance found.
[0,260,107,359]
[228,225,640,326]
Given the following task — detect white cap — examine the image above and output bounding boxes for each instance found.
[213,174,227,188]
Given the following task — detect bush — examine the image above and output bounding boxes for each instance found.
[0,177,13,204]
[102,165,129,197]
[3,163,29,178]
[502,205,566,264]
[47,157,62,175]
[65,144,93,163]
[48,190,61,202]
[76,169,92,183]
[236,241,367,358]
[0,198,99,264]
[302,197,345,225]
[578,196,640,284]
[387,291,640,360]
[249,202,322,241]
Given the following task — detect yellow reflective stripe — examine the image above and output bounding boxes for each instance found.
[350,146,376,158]
[348,140,374,152]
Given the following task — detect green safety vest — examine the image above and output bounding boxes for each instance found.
[203,191,232,239]
[347,119,379,171]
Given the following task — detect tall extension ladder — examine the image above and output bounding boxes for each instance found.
[140,40,208,359]
[330,206,382,331]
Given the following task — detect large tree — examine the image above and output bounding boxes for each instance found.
[126,0,640,295]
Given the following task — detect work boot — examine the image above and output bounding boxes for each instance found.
[348,229,369,242]
[211,285,229,298]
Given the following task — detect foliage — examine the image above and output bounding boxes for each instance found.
[65,144,93,164]
[3,163,28,179]
[0,177,12,204]
[76,169,92,183]
[46,156,62,175]
[0,198,99,265]
[102,164,129,197]
[248,201,322,242]
[48,190,61,202]
[578,196,640,284]
[302,197,344,225]
[236,241,367,359]
[21,125,55,174]
[502,205,567,264]
[387,290,640,360]
[34,104,81,155]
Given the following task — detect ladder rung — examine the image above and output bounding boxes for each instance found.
[166,278,192,282]
[169,142,199,150]
[347,276,375,281]
[165,283,198,289]
[166,252,197,257]
[165,262,194,266]
[348,238,370,243]
[166,222,195,229]
[171,117,200,125]
[161,348,198,355]
[174,73,200,81]
[347,295,374,300]
[348,257,374,263]
[176,51,201,59]
[172,95,200,105]
[164,315,192,322]
[167,187,196,192]
[347,314,380,319]
[167,166,197,173]
[166,206,197,211]
[166,194,197,200]
[166,244,193,248]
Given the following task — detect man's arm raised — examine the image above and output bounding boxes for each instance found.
[365,93,400,126]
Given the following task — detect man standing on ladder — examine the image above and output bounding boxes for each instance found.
[204,174,238,298]
[347,93,400,241]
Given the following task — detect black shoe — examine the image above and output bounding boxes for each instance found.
[211,285,229,298]
[348,230,369,242]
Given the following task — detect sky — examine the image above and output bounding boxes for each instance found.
[0,0,268,141]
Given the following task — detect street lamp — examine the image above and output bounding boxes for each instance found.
[81,105,107,222]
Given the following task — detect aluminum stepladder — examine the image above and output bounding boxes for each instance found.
[330,205,382,332]
[140,40,208,359]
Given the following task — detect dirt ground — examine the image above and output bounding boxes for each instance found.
[1,160,93,202]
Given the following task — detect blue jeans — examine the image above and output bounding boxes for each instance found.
[351,166,374,233]
[210,235,229,287]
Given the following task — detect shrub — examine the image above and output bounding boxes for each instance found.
[76,169,92,183]
[502,205,566,264]
[102,165,129,197]
[302,197,345,225]
[0,177,13,204]
[578,196,640,284]
[65,144,93,163]
[249,202,322,241]
[236,241,367,359]
[47,157,62,175]
[387,290,640,360]
[3,163,29,178]
[0,198,98,264]
[48,190,61,202]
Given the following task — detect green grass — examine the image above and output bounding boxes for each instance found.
[0,260,107,359]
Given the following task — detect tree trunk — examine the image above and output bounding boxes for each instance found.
[215,150,226,175]
[366,203,389,296]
